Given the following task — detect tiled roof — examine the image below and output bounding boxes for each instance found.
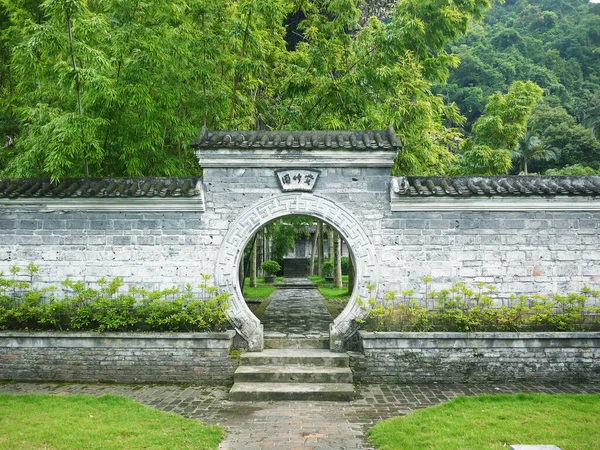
[0,177,202,199]
[393,176,600,197]
[191,126,402,150]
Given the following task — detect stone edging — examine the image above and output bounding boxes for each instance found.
[353,331,600,384]
[0,331,237,385]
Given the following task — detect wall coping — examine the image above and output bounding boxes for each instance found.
[359,331,600,339]
[196,147,397,168]
[0,331,236,340]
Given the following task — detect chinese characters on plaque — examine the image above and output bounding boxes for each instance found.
[275,169,321,192]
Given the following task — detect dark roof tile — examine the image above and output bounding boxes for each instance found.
[394,176,600,197]
[191,126,402,150]
[0,177,201,199]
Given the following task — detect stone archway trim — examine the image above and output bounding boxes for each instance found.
[214,193,379,351]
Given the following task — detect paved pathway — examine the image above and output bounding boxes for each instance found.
[261,280,332,338]
[4,281,600,448]
[2,381,599,449]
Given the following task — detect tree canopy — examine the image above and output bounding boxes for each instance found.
[439,0,600,174]
[0,0,494,180]
[1,0,598,180]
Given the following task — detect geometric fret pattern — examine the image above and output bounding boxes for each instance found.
[214,192,379,351]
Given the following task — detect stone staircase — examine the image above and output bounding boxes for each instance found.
[229,338,354,401]
[283,258,308,277]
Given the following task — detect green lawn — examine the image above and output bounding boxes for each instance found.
[242,277,283,299]
[308,275,350,317]
[368,393,600,450]
[0,394,223,450]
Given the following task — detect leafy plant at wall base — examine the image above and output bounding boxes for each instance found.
[0,269,230,333]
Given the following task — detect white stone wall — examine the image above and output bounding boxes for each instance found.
[0,211,216,290]
[380,210,600,302]
[1,171,599,302]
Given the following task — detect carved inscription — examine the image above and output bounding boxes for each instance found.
[276,169,320,192]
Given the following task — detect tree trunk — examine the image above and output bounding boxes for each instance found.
[309,224,318,275]
[238,256,245,290]
[249,237,257,287]
[347,252,355,296]
[334,231,342,289]
[328,227,334,262]
[317,221,324,277]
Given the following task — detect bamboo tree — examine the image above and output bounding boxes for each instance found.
[249,236,257,288]
[334,231,342,289]
[317,221,324,277]
[309,221,318,276]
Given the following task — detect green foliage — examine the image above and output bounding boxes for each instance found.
[440,0,600,173]
[0,0,498,179]
[545,164,599,176]
[0,269,229,332]
[321,260,334,277]
[260,260,281,276]
[358,279,600,333]
[455,80,543,175]
[340,256,350,275]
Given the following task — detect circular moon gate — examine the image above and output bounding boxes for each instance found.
[214,193,379,351]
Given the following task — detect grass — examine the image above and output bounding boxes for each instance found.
[308,275,350,317]
[0,394,223,450]
[242,277,283,299]
[368,393,600,450]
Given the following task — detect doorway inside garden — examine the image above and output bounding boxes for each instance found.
[238,214,356,339]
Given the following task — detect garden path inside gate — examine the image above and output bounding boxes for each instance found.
[260,277,332,338]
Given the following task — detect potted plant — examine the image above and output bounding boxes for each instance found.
[261,260,281,283]
[322,260,334,283]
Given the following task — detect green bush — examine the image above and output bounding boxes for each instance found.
[357,278,600,333]
[321,260,334,277]
[0,267,229,333]
[340,257,350,275]
[260,260,281,276]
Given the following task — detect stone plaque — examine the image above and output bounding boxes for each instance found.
[276,169,320,192]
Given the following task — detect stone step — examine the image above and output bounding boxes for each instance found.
[240,349,349,367]
[264,337,329,349]
[228,382,354,402]
[234,365,352,383]
[275,283,316,289]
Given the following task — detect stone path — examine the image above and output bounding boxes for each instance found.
[2,381,599,449]
[4,281,599,448]
[261,280,332,338]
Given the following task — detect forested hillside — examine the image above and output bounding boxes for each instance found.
[440,0,600,174]
[0,0,599,179]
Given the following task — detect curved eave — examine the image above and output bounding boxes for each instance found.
[196,147,398,168]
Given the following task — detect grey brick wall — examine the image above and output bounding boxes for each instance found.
[380,210,600,300]
[0,211,218,289]
[1,171,599,304]
[352,332,600,383]
[0,331,238,385]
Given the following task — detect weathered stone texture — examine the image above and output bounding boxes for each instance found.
[0,211,217,289]
[0,332,238,385]
[352,332,600,384]
[380,210,600,300]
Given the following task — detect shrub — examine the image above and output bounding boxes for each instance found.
[0,268,229,333]
[341,257,350,275]
[321,260,334,277]
[260,260,281,276]
[357,279,600,333]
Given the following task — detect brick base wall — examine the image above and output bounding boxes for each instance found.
[0,331,238,385]
[352,331,600,384]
